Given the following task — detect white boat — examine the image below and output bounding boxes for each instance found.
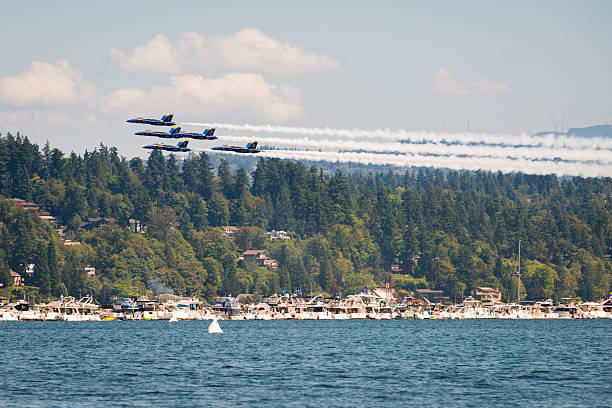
[19,310,45,321]
[0,309,18,321]
[315,312,333,320]
[175,297,203,320]
[415,311,429,320]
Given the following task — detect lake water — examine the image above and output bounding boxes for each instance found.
[1,320,610,407]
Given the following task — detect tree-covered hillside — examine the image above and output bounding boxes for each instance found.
[0,132,610,302]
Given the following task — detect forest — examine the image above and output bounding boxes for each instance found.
[0,132,610,303]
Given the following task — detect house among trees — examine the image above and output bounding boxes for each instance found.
[129,219,143,233]
[221,226,240,239]
[473,287,502,304]
[267,230,290,240]
[383,262,405,273]
[80,217,117,230]
[25,264,35,278]
[415,288,448,304]
[39,215,59,224]
[10,198,39,211]
[85,266,96,277]
[10,270,24,287]
[10,198,59,224]
[241,250,279,269]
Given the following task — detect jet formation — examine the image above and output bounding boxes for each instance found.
[127,114,258,153]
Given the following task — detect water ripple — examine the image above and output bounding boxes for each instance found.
[0,320,610,407]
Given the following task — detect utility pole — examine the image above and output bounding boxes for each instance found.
[516,240,521,303]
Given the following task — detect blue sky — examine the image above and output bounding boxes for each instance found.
[1,1,611,159]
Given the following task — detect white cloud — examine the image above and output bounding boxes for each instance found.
[110,28,344,75]
[0,60,95,106]
[432,68,512,95]
[0,109,97,133]
[100,73,304,122]
[110,34,180,74]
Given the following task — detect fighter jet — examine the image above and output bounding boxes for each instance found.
[135,127,183,138]
[127,114,175,126]
[143,140,191,152]
[212,141,260,154]
[181,128,217,140]
[135,127,216,140]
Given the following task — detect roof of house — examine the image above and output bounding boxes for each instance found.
[416,289,444,295]
[242,249,268,255]
[80,217,117,227]
[86,217,117,222]
[476,287,500,292]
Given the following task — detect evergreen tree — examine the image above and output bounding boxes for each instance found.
[271,183,295,231]
[34,248,51,295]
[232,167,250,200]
[47,241,64,296]
[217,159,234,200]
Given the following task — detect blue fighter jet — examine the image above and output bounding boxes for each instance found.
[127,114,175,126]
[143,140,191,152]
[135,127,183,138]
[212,141,260,154]
[181,128,217,140]
[135,127,216,140]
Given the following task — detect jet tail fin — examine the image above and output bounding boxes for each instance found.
[162,114,174,122]
[247,141,258,150]
[177,140,189,148]
[170,127,181,134]
[204,128,216,136]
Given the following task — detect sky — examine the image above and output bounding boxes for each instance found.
[0,1,611,176]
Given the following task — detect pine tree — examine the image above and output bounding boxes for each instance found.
[34,248,51,295]
[217,159,233,199]
[232,167,250,200]
[271,183,295,231]
[47,241,64,296]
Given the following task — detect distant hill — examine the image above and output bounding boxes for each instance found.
[0,132,610,303]
[533,124,612,138]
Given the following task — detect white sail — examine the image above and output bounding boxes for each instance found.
[208,316,223,333]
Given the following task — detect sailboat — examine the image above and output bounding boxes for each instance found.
[208,316,223,334]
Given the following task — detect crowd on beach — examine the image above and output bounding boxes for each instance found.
[2,292,612,322]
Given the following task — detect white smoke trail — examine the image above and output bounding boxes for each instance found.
[264,150,611,178]
[197,148,612,177]
[188,121,612,176]
[183,122,612,150]
[217,135,612,164]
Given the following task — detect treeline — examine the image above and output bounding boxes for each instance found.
[0,132,610,302]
